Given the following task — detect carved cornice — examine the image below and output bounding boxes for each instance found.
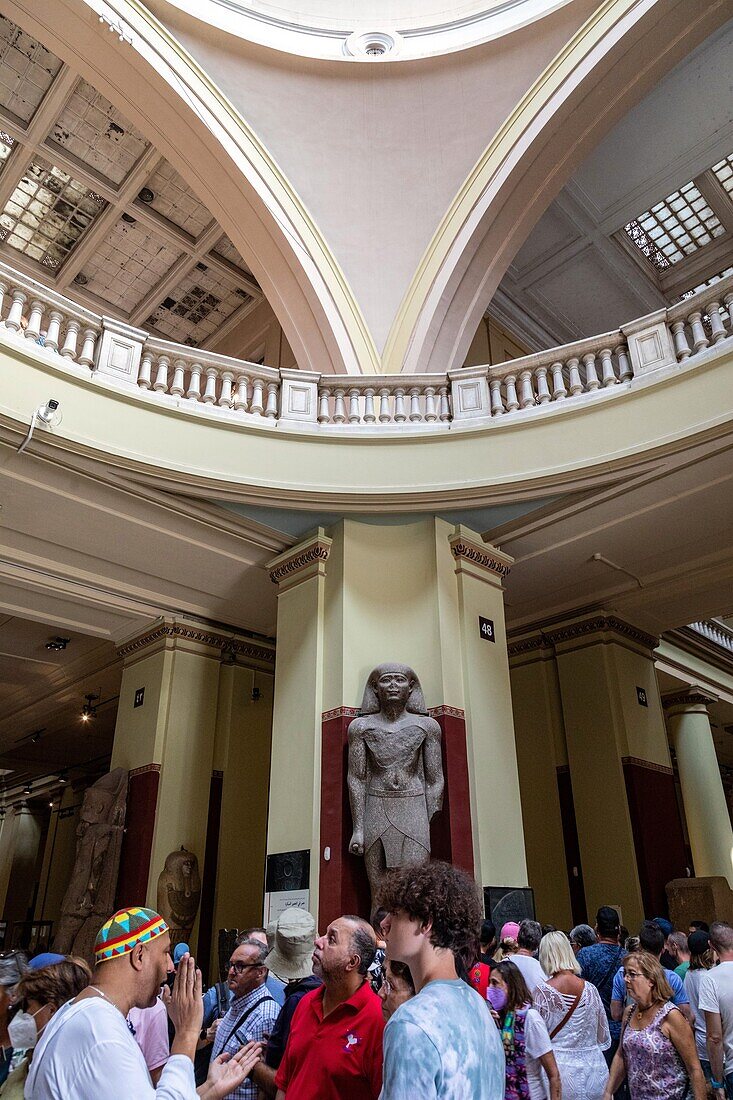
[428,705,465,720]
[322,706,359,723]
[622,756,673,776]
[663,689,717,711]
[449,534,512,579]
[544,615,658,652]
[129,763,161,778]
[268,530,333,587]
[507,635,548,658]
[117,623,274,664]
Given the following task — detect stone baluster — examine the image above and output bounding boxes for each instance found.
[517,369,535,409]
[687,311,708,353]
[170,358,187,398]
[218,371,234,407]
[567,356,583,396]
[504,375,519,413]
[138,351,153,389]
[598,347,616,387]
[616,345,633,381]
[233,373,249,412]
[202,367,218,404]
[583,351,600,391]
[78,327,97,369]
[333,387,347,423]
[378,387,391,423]
[187,363,203,402]
[317,386,331,423]
[535,366,551,404]
[265,382,279,418]
[59,319,80,359]
[393,387,407,422]
[45,310,64,352]
[707,301,726,344]
[408,387,422,422]
[670,320,691,361]
[363,387,376,423]
[0,280,8,323]
[489,378,504,415]
[424,386,437,422]
[154,355,171,393]
[25,299,44,340]
[723,292,733,336]
[348,388,361,423]
[438,385,451,421]
[550,361,566,400]
[5,289,26,332]
[249,377,265,416]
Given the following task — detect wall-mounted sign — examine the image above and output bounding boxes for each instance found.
[134,687,145,709]
[264,849,310,923]
[479,616,495,642]
[636,686,648,707]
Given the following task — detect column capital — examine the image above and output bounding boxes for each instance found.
[116,617,275,668]
[268,528,332,590]
[663,687,717,713]
[449,529,513,582]
[544,613,658,654]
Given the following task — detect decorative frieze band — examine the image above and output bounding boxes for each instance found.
[268,530,333,588]
[507,635,549,659]
[322,706,360,722]
[662,688,716,711]
[621,755,673,776]
[321,703,465,722]
[428,705,466,720]
[117,623,275,665]
[448,533,512,579]
[129,763,162,779]
[544,615,658,653]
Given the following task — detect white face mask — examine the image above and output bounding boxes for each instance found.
[8,1006,44,1050]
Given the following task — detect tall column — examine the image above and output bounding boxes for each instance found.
[111,617,275,948]
[664,690,733,888]
[4,802,46,933]
[548,613,686,929]
[267,519,527,927]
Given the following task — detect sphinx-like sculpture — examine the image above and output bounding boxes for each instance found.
[157,848,201,947]
[347,663,444,908]
[53,767,128,961]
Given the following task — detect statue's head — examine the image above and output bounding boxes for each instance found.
[360,663,428,715]
[163,848,201,896]
[79,769,127,825]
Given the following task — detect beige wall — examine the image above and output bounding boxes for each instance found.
[463,316,532,368]
[35,785,82,928]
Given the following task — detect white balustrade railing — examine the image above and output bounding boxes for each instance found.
[0,259,731,432]
[689,620,733,656]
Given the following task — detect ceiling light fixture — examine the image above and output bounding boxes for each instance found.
[23,783,31,796]
[138,187,154,203]
[81,692,100,722]
[45,637,70,651]
[57,772,68,785]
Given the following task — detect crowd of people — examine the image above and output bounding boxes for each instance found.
[0,864,731,1098]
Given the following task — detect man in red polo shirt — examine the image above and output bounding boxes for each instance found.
[274,914,384,1100]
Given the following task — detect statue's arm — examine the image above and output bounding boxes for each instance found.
[347,721,367,856]
[423,719,445,820]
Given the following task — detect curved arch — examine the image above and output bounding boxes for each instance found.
[11,0,380,375]
[383,0,731,375]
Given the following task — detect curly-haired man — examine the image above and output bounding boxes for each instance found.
[378,861,505,1099]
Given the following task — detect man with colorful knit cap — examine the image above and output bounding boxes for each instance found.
[26,906,262,1100]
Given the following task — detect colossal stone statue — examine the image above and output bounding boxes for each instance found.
[347,663,444,907]
[53,767,128,962]
[156,847,202,947]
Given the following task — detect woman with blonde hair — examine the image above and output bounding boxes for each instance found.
[602,951,705,1100]
[534,930,610,1099]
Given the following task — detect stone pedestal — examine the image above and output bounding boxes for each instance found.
[667,877,733,929]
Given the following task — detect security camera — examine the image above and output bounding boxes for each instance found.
[37,399,60,423]
[17,398,62,454]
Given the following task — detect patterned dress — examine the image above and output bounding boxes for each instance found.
[533,980,610,1100]
[621,1001,689,1099]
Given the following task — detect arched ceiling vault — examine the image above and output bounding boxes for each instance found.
[3,0,732,376]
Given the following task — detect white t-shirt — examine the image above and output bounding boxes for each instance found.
[26,996,197,1100]
[511,954,547,996]
[699,960,733,1074]
[684,968,709,1064]
[523,1007,553,1100]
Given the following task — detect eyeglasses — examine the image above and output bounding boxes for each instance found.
[228,961,264,974]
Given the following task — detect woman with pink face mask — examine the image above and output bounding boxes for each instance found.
[488,961,562,1100]
[0,957,91,1099]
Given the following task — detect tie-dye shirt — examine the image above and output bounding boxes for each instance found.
[380,979,505,1099]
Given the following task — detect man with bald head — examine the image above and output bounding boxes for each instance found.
[275,914,384,1100]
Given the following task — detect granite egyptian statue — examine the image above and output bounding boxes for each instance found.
[347,663,444,907]
[157,847,202,947]
[53,767,128,961]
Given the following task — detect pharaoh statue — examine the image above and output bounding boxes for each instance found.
[53,767,128,961]
[157,848,202,947]
[347,663,444,908]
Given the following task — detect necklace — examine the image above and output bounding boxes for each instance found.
[89,985,120,1012]
[635,999,660,1021]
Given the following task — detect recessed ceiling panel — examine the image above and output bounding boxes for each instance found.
[50,78,149,185]
[0,159,106,271]
[213,233,254,277]
[81,216,182,311]
[147,263,251,344]
[140,158,213,237]
[0,16,62,124]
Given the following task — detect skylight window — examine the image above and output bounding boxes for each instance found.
[624,181,725,267]
[0,160,105,270]
[712,156,733,199]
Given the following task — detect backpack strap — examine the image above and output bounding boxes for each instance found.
[549,982,584,1039]
[218,992,274,1051]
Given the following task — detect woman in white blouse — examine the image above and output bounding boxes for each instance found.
[534,931,611,1100]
